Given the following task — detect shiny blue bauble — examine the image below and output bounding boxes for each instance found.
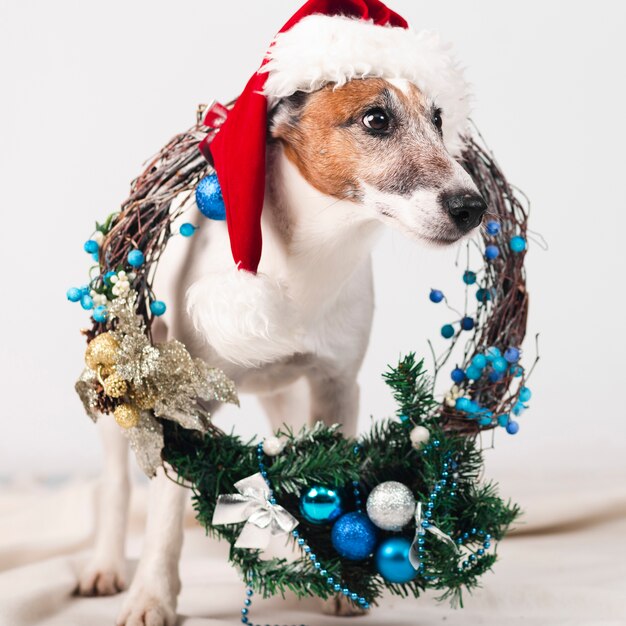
[300,485,343,525]
[84,239,99,254]
[331,512,378,561]
[429,289,444,303]
[510,236,527,253]
[506,420,520,435]
[375,537,417,584]
[196,173,226,220]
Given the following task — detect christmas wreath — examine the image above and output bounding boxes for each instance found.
[69,104,534,617]
[68,1,537,621]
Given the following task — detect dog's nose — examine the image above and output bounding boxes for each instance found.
[443,193,487,232]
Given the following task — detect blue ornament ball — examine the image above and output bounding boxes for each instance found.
[196,173,226,220]
[504,347,520,363]
[441,324,455,339]
[486,220,501,235]
[66,287,82,302]
[331,512,378,561]
[461,316,475,331]
[93,305,108,323]
[463,270,477,285]
[519,386,532,402]
[506,420,520,435]
[451,367,466,383]
[429,289,444,303]
[375,537,417,584]
[179,223,196,237]
[485,346,501,361]
[150,300,167,316]
[510,236,527,253]
[300,485,343,525]
[485,245,499,260]
[127,249,145,268]
[84,239,99,254]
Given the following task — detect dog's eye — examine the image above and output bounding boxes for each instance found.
[432,108,443,133]
[362,108,390,132]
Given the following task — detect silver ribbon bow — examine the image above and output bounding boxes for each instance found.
[409,502,459,570]
[212,473,299,549]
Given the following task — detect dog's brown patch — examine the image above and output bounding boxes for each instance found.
[271,78,454,200]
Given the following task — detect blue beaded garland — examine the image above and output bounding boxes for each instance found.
[509,236,526,253]
[127,249,145,267]
[150,300,167,316]
[66,287,82,302]
[331,512,377,561]
[299,485,343,525]
[429,289,444,303]
[375,537,417,584]
[196,173,226,220]
[441,324,455,339]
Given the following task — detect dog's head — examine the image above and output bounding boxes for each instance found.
[271,77,486,245]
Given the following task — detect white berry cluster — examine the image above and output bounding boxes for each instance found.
[444,384,464,408]
[110,270,135,297]
[90,290,108,307]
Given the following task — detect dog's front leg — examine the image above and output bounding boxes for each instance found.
[308,372,360,436]
[78,415,130,596]
[117,467,185,626]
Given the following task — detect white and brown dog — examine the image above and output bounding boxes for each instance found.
[77,5,486,625]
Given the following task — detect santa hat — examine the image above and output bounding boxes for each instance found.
[189,0,470,365]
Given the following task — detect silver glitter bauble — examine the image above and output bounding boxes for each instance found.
[366,481,416,531]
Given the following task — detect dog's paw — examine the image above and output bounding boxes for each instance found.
[116,583,177,626]
[321,594,368,617]
[77,559,126,596]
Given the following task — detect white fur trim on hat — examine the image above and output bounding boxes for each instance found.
[186,268,304,366]
[261,14,470,155]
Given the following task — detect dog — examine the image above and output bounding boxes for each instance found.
[76,75,485,625]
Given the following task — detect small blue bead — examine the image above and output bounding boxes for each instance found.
[451,367,466,383]
[327,577,334,584]
[489,370,504,383]
[486,346,501,361]
[469,554,476,562]
[351,593,358,601]
[292,530,299,536]
[504,346,521,363]
[127,249,145,267]
[484,541,491,548]
[471,354,487,369]
[80,294,94,310]
[79,285,91,296]
[334,584,341,592]
[425,510,432,518]
[486,220,501,235]
[485,534,492,540]
[429,289,444,303]
[497,414,510,427]
[241,608,248,615]
[506,420,520,435]
[84,239,99,254]
[455,397,471,412]
[510,236,527,253]
[93,305,108,323]
[492,356,508,373]
[511,364,524,377]
[519,386,532,402]
[476,288,492,303]
[246,589,253,597]
[150,300,167,316]
[297,538,305,546]
[463,270,477,285]
[91,252,99,262]
[342,588,350,596]
[304,546,311,553]
[314,562,321,569]
[461,316,475,331]
[441,323,455,339]
[179,223,196,237]
[463,532,469,539]
[66,287,82,302]
[241,618,248,624]
[466,365,483,381]
[485,245,499,260]
[244,599,251,606]
[478,549,485,556]
[421,521,430,529]
[513,401,527,416]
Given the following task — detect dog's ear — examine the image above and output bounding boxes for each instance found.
[269,91,310,141]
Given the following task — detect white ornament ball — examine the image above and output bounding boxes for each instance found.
[409,425,430,449]
[366,481,416,531]
[262,436,285,457]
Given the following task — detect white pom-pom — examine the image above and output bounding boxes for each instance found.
[262,436,285,457]
[186,269,304,366]
[409,426,430,449]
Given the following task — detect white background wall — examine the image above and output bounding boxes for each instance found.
[1,1,625,509]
